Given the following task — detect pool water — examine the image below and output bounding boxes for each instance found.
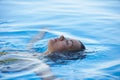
[0,0,120,80]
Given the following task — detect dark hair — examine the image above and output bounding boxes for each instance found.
[79,41,86,51]
[46,51,86,63]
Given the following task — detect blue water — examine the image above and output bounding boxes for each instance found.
[0,0,120,80]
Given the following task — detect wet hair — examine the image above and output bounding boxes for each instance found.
[46,41,86,63]
[79,40,86,51]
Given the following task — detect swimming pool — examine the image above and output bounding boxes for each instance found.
[0,0,120,80]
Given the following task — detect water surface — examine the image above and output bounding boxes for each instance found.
[0,0,120,80]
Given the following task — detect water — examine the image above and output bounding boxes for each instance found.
[0,0,120,80]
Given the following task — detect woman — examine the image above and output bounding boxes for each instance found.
[0,31,86,80]
[45,35,85,54]
[42,35,86,63]
[26,28,86,62]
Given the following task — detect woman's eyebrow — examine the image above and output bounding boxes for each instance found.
[66,39,69,45]
[70,40,73,47]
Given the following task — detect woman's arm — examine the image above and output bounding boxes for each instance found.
[27,27,47,51]
[34,59,62,80]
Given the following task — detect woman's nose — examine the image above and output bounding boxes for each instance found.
[59,35,64,41]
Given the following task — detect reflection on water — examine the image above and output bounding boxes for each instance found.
[0,52,59,80]
[0,0,120,80]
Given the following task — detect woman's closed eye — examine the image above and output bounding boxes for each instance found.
[66,40,73,47]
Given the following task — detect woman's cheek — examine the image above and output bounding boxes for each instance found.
[60,44,67,50]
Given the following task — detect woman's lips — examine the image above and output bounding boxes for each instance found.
[54,38,57,42]
[50,39,56,42]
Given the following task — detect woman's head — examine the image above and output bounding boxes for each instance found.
[48,35,85,53]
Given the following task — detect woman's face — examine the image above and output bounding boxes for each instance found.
[48,35,82,53]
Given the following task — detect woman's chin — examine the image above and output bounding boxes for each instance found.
[48,39,53,45]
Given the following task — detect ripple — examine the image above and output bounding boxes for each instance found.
[0,0,120,80]
[0,52,56,80]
